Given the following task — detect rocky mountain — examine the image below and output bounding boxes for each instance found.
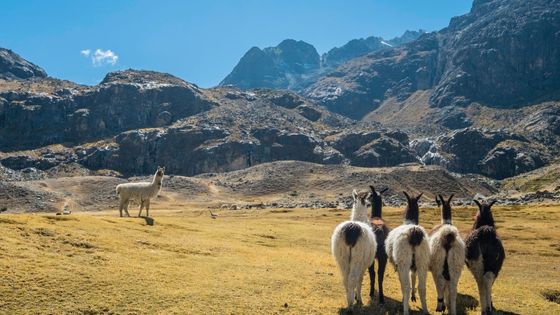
[306,0,560,118]
[0,48,47,80]
[220,30,424,90]
[322,30,425,68]
[220,39,320,90]
[2,0,560,192]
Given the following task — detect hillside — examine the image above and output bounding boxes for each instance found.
[0,161,497,213]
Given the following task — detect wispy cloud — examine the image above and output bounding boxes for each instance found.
[80,48,119,66]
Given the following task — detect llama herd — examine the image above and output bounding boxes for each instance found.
[332,186,505,315]
[114,168,505,314]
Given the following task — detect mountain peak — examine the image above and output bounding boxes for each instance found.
[0,48,47,80]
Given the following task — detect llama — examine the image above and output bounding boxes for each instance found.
[116,167,165,217]
[367,185,390,304]
[429,194,465,315]
[385,191,430,315]
[331,189,377,314]
[465,200,505,315]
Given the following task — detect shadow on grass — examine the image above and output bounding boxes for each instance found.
[337,295,420,315]
[139,216,154,226]
[335,293,519,315]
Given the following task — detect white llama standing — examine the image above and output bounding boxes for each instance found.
[429,194,465,315]
[116,166,165,217]
[385,192,430,315]
[331,189,377,314]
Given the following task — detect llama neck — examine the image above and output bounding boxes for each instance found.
[404,205,419,225]
[351,204,369,224]
[371,201,382,218]
[441,207,452,225]
[473,212,494,229]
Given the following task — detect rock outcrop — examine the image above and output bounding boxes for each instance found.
[305,0,560,118]
[0,48,47,80]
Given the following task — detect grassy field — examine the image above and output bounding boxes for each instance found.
[1,204,559,314]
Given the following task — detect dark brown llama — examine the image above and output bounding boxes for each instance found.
[367,185,390,304]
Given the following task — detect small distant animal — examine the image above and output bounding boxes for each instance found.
[209,210,218,219]
[116,166,165,217]
[0,206,7,213]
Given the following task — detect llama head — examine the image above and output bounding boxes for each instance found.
[436,194,454,224]
[369,185,388,218]
[403,191,423,224]
[351,189,371,222]
[473,199,496,229]
[156,166,165,178]
[352,189,371,207]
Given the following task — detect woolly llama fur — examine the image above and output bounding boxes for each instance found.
[116,167,165,217]
[331,189,377,314]
[385,192,430,315]
[465,200,505,315]
[429,194,465,315]
[367,185,390,304]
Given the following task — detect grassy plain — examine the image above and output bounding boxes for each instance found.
[1,204,559,314]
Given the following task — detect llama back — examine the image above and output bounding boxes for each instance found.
[429,224,465,278]
[466,226,505,276]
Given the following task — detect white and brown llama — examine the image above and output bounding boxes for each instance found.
[465,200,505,315]
[331,189,377,314]
[116,166,165,217]
[385,191,430,315]
[429,194,465,315]
[367,185,390,304]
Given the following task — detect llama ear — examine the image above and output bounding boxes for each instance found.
[435,196,441,207]
[438,194,444,204]
[416,192,424,200]
[488,200,497,207]
[380,188,389,194]
[448,194,454,203]
[369,185,376,193]
[474,199,482,208]
[352,189,358,200]
[403,191,411,200]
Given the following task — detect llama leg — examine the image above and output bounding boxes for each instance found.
[449,278,459,315]
[418,269,428,313]
[368,261,376,298]
[484,272,495,315]
[399,268,411,315]
[124,200,131,217]
[410,270,417,302]
[377,256,387,304]
[145,199,150,217]
[119,198,124,217]
[475,276,487,314]
[356,272,364,306]
[138,200,144,217]
[346,271,360,314]
[433,274,445,312]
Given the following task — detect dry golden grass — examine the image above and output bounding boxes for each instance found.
[1,204,559,314]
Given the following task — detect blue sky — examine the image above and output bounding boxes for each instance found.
[1,0,472,87]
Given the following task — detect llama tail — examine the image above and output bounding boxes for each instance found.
[342,222,362,264]
[408,226,424,271]
[442,232,456,281]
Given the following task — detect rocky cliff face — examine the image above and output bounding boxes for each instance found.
[306,0,560,118]
[0,70,214,150]
[0,48,47,80]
